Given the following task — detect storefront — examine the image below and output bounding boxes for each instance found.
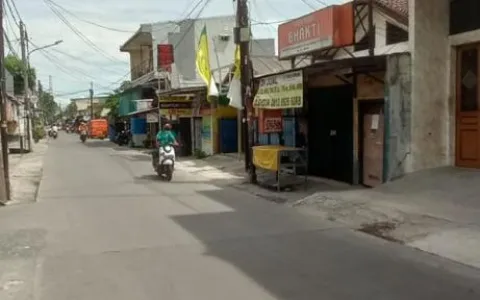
[158,94,198,157]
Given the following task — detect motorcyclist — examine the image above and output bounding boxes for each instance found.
[156,123,178,147]
[78,122,88,135]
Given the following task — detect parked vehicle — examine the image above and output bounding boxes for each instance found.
[88,119,108,140]
[151,145,176,181]
[116,130,130,146]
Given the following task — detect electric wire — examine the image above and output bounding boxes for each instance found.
[44,0,135,33]
[107,0,213,91]
[43,0,128,65]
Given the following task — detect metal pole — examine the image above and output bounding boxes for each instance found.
[368,0,374,56]
[20,21,31,152]
[0,0,10,200]
[89,82,94,119]
[236,0,256,182]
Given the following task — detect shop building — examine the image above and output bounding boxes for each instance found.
[253,0,411,187]
[408,0,480,172]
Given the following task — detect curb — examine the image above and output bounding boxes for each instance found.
[5,140,49,206]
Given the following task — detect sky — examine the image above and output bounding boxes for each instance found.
[6,0,342,105]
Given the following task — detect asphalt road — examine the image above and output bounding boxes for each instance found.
[1,133,480,300]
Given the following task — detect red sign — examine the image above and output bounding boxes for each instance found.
[157,44,174,72]
[258,109,283,134]
[278,3,353,59]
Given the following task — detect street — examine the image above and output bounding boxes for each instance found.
[1,134,480,300]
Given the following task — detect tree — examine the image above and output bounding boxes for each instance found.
[103,80,130,119]
[63,102,77,119]
[103,93,120,118]
[37,81,58,124]
[4,54,36,95]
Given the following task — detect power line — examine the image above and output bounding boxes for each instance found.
[107,0,213,90]
[4,0,19,26]
[49,48,125,76]
[43,0,128,65]
[7,0,22,21]
[44,0,135,33]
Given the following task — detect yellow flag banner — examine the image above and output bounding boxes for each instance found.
[227,45,242,109]
[253,70,303,109]
[195,26,218,97]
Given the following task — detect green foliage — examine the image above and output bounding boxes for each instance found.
[63,102,77,119]
[4,54,36,95]
[37,81,58,124]
[32,117,46,142]
[104,93,120,118]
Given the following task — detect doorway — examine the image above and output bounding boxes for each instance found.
[307,85,354,183]
[193,117,202,151]
[456,45,480,168]
[359,100,385,187]
[177,118,192,157]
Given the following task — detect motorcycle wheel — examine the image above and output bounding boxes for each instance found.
[165,165,173,181]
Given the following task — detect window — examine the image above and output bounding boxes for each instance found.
[386,22,408,45]
[459,48,478,111]
[450,0,480,35]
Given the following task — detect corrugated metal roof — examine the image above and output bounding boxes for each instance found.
[375,0,408,17]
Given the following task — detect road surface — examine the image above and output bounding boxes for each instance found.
[1,133,480,300]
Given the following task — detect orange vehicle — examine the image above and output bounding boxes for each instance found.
[88,119,108,139]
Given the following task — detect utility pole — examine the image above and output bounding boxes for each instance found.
[48,75,52,94]
[0,0,10,201]
[368,0,374,56]
[235,0,256,182]
[20,21,31,152]
[89,82,94,119]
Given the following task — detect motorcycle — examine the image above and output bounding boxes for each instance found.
[116,130,130,146]
[151,145,176,181]
[80,130,87,143]
[52,131,58,139]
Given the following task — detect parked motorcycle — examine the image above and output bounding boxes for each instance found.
[116,130,130,146]
[151,145,176,181]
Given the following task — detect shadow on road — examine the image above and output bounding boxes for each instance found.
[166,186,480,300]
[82,140,116,148]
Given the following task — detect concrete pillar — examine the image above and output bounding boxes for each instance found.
[408,0,450,172]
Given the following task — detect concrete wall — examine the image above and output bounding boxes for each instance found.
[169,20,197,80]
[408,0,450,172]
[385,53,412,180]
[151,22,178,72]
[194,16,237,80]
[335,8,409,60]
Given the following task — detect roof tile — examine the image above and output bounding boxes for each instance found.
[375,0,408,17]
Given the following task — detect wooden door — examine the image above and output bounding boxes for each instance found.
[362,103,384,187]
[456,46,480,168]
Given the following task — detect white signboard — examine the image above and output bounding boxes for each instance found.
[253,70,303,109]
[146,112,158,123]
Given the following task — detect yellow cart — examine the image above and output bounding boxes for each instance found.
[252,145,308,191]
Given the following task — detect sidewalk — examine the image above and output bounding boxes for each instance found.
[7,139,48,205]
[175,154,480,269]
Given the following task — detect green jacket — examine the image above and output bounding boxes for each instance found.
[156,130,176,145]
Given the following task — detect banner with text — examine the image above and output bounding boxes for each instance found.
[253,70,303,109]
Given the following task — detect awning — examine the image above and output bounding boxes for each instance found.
[157,86,206,97]
[127,107,157,117]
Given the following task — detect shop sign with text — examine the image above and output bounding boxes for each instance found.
[253,70,303,109]
[277,3,353,59]
[259,109,283,133]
